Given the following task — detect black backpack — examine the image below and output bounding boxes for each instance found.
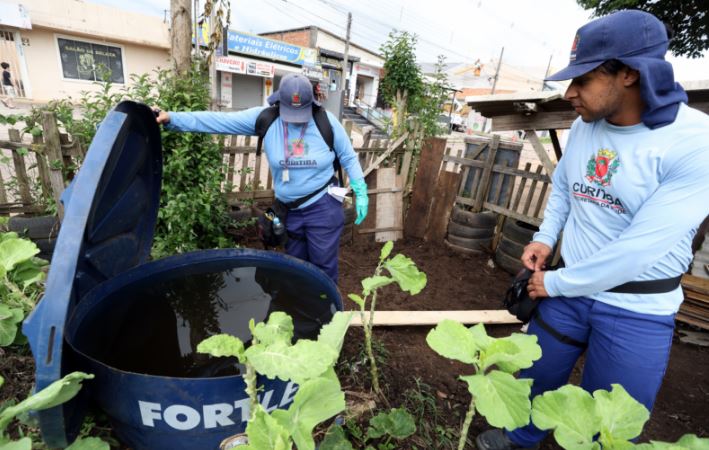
[255,104,343,183]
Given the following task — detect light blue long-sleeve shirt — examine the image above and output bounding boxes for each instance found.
[166,107,364,208]
[534,104,709,315]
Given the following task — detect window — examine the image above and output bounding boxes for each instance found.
[57,37,124,83]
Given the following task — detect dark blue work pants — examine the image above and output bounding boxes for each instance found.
[285,193,344,283]
[507,296,675,447]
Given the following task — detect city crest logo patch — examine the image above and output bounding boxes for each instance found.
[570,34,580,61]
[586,148,619,187]
[291,92,301,107]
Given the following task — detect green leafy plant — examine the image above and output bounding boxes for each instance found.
[197,311,352,450]
[321,408,416,450]
[531,383,709,450]
[347,241,427,396]
[0,232,47,347]
[0,372,108,450]
[426,320,542,450]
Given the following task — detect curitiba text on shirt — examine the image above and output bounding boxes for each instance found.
[280,159,318,168]
[572,182,626,214]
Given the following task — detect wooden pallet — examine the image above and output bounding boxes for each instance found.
[679,274,709,330]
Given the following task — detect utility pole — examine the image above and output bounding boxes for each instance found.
[542,53,553,90]
[170,0,192,75]
[490,46,504,95]
[341,12,352,113]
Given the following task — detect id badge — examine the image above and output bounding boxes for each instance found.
[282,169,290,182]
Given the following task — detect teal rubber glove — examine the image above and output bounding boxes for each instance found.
[350,178,369,225]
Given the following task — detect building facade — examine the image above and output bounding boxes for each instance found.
[0,0,170,102]
[260,26,384,109]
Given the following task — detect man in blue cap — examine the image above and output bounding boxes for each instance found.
[477,9,709,450]
[155,73,369,283]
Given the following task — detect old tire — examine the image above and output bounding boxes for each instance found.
[497,236,525,260]
[495,248,523,275]
[34,237,57,260]
[446,234,493,253]
[501,220,539,246]
[450,208,497,228]
[447,221,495,239]
[444,238,487,256]
[8,215,60,239]
[228,206,253,223]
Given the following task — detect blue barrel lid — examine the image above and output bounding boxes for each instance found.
[23,101,162,446]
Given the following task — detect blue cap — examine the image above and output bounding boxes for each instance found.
[267,73,319,123]
[546,10,670,81]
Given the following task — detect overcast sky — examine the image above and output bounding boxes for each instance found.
[89,0,709,82]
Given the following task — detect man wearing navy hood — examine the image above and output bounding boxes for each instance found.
[477,10,709,450]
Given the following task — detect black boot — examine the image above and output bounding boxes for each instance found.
[475,429,540,450]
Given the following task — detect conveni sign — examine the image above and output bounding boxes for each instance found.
[227,31,318,66]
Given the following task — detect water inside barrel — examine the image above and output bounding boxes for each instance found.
[71,266,336,377]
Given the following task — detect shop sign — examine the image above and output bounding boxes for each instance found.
[246,61,275,78]
[215,56,246,74]
[220,72,232,108]
[226,31,317,66]
[355,64,380,78]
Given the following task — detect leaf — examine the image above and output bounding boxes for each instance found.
[197,334,245,363]
[493,333,543,373]
[426,320,479,365]
[252,312,294,346]
[316,311,352,355]
[361,276,394,295]
[0,437,32,450]
[531,384,600,450]
[461,371,532,431]
[0,238,39,273]
[366,408,416,440]
[244,406,292,450]
[272,377,345,450]
[0,372,94,432]
[594,384,649,444]
[468,323,494,351]
[65,437,110,450]
[379,241,394,261]
[383,254,427,295]
[635,434,709,450]
[0,306,24,347]
[245,340,336,385]
[348,293,365,309]
[320,425,354,450]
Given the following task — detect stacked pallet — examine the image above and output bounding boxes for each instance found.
[679,275,709,330]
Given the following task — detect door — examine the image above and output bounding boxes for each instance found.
[231,73,264,110]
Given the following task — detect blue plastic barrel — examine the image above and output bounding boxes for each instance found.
[22,101,343,450]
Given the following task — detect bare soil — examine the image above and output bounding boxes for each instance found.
[1,227,707,449]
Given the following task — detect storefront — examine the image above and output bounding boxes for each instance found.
[351,62,381,107]
[218,30,318,110]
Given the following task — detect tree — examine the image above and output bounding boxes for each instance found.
[379,31,424,137]
[170,0,192,74]
[576,0,708,58]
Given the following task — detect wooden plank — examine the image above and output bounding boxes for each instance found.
[511,162,532,212]
[533,179,550,218]
[375,168,403,242]
[368,187,402,194]
[525,130,556,176]
[472,134,500,212]
[239,152,250,190]
[8,129,33,205]
[491,111,578,132]
[483,202,543,227]
[676,313,709,331]
[490,161,509,205]
[682,274,709,296]
[226,136,237,186]
[41,112,65,220]
[253,151,263,191]
[33,134,52,202]
[361,132,409,179]
[441,156,552,183]
[0,166,6,204]
[358,226,404,234]
[226,190,275,202]
[424,170,461,243]
[404,137,447,239]
[549,129,563,161]
[522,165,544,215]
[350,310,520,326]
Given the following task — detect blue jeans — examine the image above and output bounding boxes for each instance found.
[507,297,675,448]
[284,193,344,283]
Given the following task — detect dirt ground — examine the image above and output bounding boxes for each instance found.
[1,227,707,449]
[335,233,709,449]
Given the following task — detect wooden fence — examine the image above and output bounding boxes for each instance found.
[441,135,552,226]
[0,112,82,219]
